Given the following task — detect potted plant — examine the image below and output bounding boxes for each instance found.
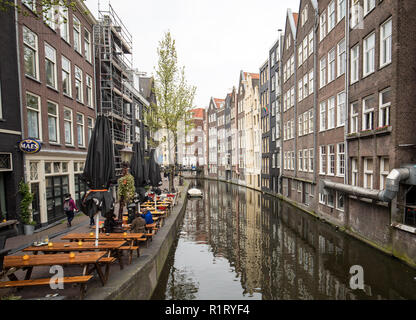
[18,180,36,235]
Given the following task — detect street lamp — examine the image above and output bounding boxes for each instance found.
[120,146,133,164]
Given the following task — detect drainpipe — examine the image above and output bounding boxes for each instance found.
[344,0,350,186]
[313,5,318,186]
[322,167,411,202]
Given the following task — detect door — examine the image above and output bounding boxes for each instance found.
[75,174,88,208]
[46,175,69,224]
[30,182,41,228]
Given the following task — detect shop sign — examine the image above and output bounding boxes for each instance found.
[19,138,41,154]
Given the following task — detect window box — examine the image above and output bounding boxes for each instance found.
[374,125,392,134]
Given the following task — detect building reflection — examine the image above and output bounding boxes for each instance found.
[169,180,416,300]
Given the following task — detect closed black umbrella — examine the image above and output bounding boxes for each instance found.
[80,115,116,244]
[149,149,162,187]
[130,142,144,190]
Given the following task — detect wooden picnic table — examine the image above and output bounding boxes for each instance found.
[23,241,126,270]
[61,233,144,242]
[3,251,109,285]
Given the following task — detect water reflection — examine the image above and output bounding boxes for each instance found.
[152,180,416,300]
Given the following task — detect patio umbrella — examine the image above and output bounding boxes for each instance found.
[149,148,162,187]
[81,115,116,246]
[130,142,144,190]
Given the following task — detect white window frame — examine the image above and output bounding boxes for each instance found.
[309,149,314,173]
[363,32,375,77]
[362,95,375,131]
[309,70,314,95]
[337,38,346,77]
[298,79,303,102]
[26,92,42,141]
[350,102,359,133]
[328,144,335,176]
[309,110,314,134]
[62,56,72,97]
[73,15,82,53]
[320,101,327,132]
[86,74,94,108]
[298,115,303,137]
[77,113,85,147]
[299,150,303,171]
[303,74,308,98]
[336,192,345,211]
[337,0,346,22]
[75,65,83,103]
[337,92,346,127]
[64,107,74,146]
[380,18,392,68]
[59,7,70,43]
[328,1,336,32]
[303,111,308,136]
[43,4,57,30]
[379,87,391,127]
[352,158,358,186]
[84,28,92,63]
[308,30,314,57]
[364,0,376,16]
[22,0,35,11]
[320,145,326,175]
[337,143,345,177]
[328,48,336,83]
[364,157,374,189]
[23,26,39,80]
[350,44,360,84]
[47,100,59,143]
[320,11,327,41]
[45,42,57,89]
[328,97,335,129]
[380,157,389,190]
[304,149,309,172]
[320,56,327,88]
[87,117,94,144]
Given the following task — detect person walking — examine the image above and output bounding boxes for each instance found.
[63,193,78,227]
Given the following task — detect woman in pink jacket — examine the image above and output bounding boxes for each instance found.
[63,193,78,227]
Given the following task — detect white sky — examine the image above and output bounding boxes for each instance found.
[85,0,300,109]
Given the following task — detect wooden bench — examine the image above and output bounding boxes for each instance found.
[0,275,93,300]
[119,246,139,264]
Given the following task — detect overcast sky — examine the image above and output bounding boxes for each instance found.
[85,0,300,109]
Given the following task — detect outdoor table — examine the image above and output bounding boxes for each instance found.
[3,251,108,285]
[61,233,144,243]
[23,241,126,270]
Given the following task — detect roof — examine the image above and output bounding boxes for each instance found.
[243,72,259,80]
[292,13,299,27]
[191,108,204,119]
[139,77,154,100]
[213,98,225,108]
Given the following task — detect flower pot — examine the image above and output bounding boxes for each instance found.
[23,224,35,236]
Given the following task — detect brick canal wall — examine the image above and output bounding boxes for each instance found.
[85,181,190,300]
[190,175,416,269]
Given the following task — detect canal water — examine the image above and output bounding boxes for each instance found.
[152,179,416,300]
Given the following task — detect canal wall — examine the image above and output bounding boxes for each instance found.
[189,175,416,269]
[85,181,190,300]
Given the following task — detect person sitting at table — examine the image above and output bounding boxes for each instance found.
[140,210,154,225]
[131,213,146,233]
[104,213,123,233]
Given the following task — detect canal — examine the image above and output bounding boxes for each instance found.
[152,179,416,300]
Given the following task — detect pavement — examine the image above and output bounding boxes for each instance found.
[0,175,178,300]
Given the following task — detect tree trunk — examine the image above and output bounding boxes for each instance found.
[169,165,175,192]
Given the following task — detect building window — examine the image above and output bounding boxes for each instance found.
[73,15,81,53]
[327,190,334,208]
[337,92,346,127]
[64,108,73,145]
[309,110,313,134]
[303,112,308,135]
[352,158,358,186]
[337,0,346,22]
[298,80,303,102]
[363,32,375,77]
[380,157,389,190]
[86,74,94,108]
[303,74,308,98]
[87,117,94,143]
[328,48,336,83]
[75,66,83,103]
[350,45,359,83]
[309,70,314,95]
[364,158,374,189]
[328,145,335,175]
[303,37,308,63]
[302,4,308,26]
[77,113,85,147]
[26,92,41,140]
[364,0,376,16]
[320,145,326,175]
[336,192,344,211]
[320,56,327,88]
[45,43,57,89]
[319,192,327,205]
[62,56,71,96]
[379,87,391,127]
[337,39,346,77]
[328,1,336,32]
[380,18,392,67]
[350,102,359,133]
[328,97,335,129]
[59,7,70,42]
[290,87,295,107]
[22,0,35,10]
[363,95,375,131]
[351,0,360,28]
[320,11,327,41]
[299,151,303,171]
[47,101,59,143]
[309,149,314,172]
[298,44,303,67]
[290,55,294,76]
[304,149,309,172]
[320,101,327,131]
[308,30,314,56]
[23,26,39,80]
[43,4,57,29]
[84,29,92,62]
[337,143,345,176]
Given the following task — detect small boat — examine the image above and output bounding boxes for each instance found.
[188,188,203,198]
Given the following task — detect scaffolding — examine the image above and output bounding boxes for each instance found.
[94,4,134,175]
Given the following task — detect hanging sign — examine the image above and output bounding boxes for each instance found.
[19,138,42,154]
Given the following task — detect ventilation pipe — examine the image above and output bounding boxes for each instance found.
[321,167,413,203]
